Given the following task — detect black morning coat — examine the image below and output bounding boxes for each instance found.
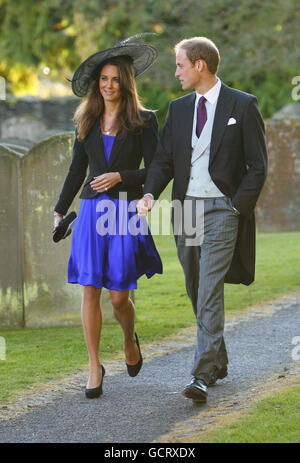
[54,110,158,216]
[143,83,268,285]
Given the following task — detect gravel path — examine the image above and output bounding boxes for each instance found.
[0,293,299,443]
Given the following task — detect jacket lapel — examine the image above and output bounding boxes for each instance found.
[107,131,126,169]
[209,83,236,167]
[181,92,196,165]
[84,117,107,169]
[84,116,131,170]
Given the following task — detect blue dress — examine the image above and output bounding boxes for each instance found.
[68,134,163,290]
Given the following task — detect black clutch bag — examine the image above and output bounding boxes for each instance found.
[52,211,77,243]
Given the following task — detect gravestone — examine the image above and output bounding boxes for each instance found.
[0,133,121,328]
[0,145,24,328]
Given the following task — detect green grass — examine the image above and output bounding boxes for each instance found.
[223,231,300,311]
[0,230,299,403]
[195,383,300,443]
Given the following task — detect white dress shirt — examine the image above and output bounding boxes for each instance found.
[186,77,224,198]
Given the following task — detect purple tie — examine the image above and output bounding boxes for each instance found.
[196,96,207,138]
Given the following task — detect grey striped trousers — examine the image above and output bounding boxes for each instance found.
[174,195,239,385]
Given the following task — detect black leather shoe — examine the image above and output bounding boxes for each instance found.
[85,365,105,399]
[208,366,228,386]
[126,332,143,377]
[182,378,207,403]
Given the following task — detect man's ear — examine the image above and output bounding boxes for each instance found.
[195,59,206,72]
[195,59,207,72]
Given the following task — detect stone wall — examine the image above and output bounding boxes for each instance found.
[0,96,78,144]
[257,119,300,231]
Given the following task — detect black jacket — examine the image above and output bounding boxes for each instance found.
[55,110,158,216]
[144,83,268,285]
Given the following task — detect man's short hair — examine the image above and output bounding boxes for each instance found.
[174,37,220,75]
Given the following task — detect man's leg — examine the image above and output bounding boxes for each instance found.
[175,222,228,381]
[191,197,239,386]
[174,232,200,318]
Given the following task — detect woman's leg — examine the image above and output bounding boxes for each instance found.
[81,285,103,388]
[110,290,140,365]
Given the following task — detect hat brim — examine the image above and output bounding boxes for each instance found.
[71,43,158,97]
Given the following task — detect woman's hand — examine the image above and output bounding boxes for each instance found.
[90,172,121,193]
[53,212,64,230]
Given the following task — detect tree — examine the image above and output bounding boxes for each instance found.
[0,0,299,120]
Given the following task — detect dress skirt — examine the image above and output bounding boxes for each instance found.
[68,194,163,290]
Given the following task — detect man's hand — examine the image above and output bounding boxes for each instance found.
[136,194,155,217]
[90,172,121,193]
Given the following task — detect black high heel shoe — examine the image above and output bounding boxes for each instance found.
[126,332,143,377]
[85,365,105,399]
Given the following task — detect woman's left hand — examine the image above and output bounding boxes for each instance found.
[90,172,121,193]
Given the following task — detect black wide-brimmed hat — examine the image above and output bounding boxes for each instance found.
[70,34,158,97]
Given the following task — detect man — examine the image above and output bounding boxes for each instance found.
[137,37,267,403]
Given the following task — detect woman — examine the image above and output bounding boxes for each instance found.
[53,37,162,399]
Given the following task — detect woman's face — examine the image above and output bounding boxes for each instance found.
[99,64,122,104]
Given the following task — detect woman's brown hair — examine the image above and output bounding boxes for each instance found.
[74,56,150,141]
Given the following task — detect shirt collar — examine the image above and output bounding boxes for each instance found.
[195,77,221,105]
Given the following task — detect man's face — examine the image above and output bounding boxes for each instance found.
[175,48,200,91]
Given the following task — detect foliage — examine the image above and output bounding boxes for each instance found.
[0,0,299,120]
